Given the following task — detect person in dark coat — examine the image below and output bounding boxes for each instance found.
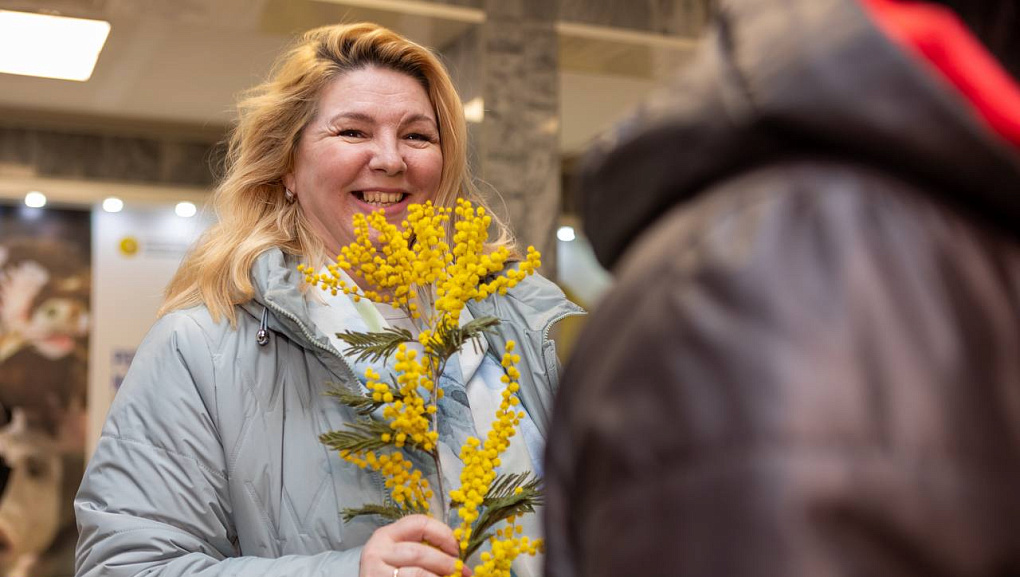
[544,0,1020,576]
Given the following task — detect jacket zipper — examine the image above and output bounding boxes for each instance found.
[261,298,392,510]
[541,305,585,346]
[262,299,360,388]
[538,305,586,431]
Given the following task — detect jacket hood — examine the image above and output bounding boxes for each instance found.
[580,0,1020,269]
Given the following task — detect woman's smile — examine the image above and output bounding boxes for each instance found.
[351,189,411,212]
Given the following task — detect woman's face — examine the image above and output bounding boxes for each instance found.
[284,66,443,257]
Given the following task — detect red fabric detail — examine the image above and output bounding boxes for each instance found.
[861,0,1020,148]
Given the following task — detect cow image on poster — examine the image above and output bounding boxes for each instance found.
[0,240,90,577]
[0,246,89,363]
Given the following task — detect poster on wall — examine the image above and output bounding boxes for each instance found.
[0,203,90,577]
[88,205,212,459]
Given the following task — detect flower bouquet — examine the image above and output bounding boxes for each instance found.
[299,199,544,577]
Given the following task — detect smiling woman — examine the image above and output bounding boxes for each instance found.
[283,66,444,258]
[73,21,582,577]
[157,22,512,322]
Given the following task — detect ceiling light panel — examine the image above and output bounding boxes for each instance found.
[0,10,111,81]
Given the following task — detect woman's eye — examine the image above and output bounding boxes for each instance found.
[406,133,433,142]
[338,129,364,138]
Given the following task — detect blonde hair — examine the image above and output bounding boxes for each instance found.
[161,22,515,324]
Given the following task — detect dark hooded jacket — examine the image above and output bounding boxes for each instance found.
[544,0,1020,576]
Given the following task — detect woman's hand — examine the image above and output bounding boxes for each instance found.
[360,514,472,577]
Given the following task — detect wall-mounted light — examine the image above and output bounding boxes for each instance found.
[102,197,123,213]
[175,202,197,218]
[557,225,576,242]
[24,190,47,208]
[0,10,111,81]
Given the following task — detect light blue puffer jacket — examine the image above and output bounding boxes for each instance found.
[74,248,583,577]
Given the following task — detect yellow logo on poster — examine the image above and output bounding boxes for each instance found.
[119,236,139,257]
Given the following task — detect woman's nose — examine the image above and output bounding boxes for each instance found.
[368,138,407,176]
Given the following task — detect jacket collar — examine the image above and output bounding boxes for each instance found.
[240,247,578,366]
[242,248,339,352]
[239,247,580,430]
[241,248,363,385]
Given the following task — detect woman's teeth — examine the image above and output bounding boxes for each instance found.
[360,191,404,206]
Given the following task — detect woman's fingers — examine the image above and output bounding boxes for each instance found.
[386,541,461,577]
[382,515,460,557]
[389,567,441,577]
[361,515,473,577]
